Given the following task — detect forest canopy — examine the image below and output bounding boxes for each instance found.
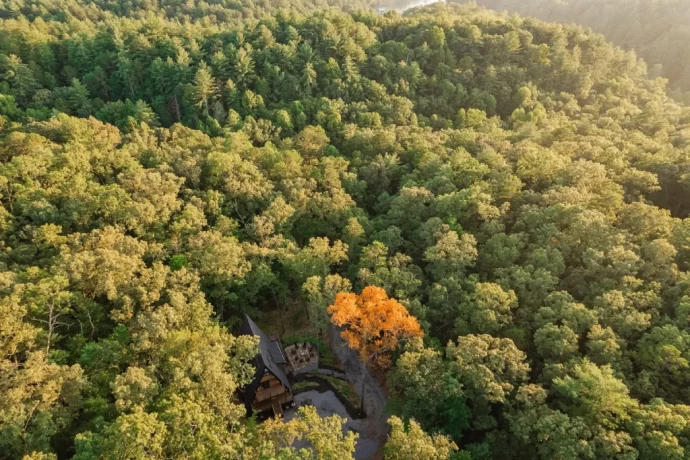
[457,0,690,103]
[3,0,690,459]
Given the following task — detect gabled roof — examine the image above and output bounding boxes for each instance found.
[239,315,291,410]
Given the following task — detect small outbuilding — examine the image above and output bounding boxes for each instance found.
[239,315,293,416]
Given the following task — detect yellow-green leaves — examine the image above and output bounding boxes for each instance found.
[385,416,457,460]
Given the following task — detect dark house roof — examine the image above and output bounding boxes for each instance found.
[239,315,291,411]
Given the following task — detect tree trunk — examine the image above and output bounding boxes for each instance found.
[360,372,366,415]
[274,293,286,335]
[174,94,181,122]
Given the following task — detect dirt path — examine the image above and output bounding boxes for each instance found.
[329,324,390,458]
[285,390,383,460]
[284,326,390,459]
[311,367,348,380]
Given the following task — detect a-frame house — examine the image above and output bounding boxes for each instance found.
[239,315,293,416]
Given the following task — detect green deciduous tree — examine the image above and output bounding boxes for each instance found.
[385,416,458,460]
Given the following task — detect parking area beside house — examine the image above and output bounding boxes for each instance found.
[243,315,391,458]
[284,389,385,460]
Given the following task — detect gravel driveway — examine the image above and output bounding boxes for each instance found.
[283,326,392,459]
[284,390,384,460]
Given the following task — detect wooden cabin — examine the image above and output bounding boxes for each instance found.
[239,315,293,416]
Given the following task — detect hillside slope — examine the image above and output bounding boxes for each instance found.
[3,3,690,459]
[455,0,690,102]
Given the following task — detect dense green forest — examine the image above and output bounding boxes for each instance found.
[0,0,375,22]
[456,0,690,103]
[3,0,690,458]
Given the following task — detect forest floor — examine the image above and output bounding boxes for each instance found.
[255,301,312,339]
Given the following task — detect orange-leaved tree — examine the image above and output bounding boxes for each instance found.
[328,286,424,369]
[328,286,423,411]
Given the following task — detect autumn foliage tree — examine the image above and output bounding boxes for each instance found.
[328,286,423,370]
[329,286,423,413]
